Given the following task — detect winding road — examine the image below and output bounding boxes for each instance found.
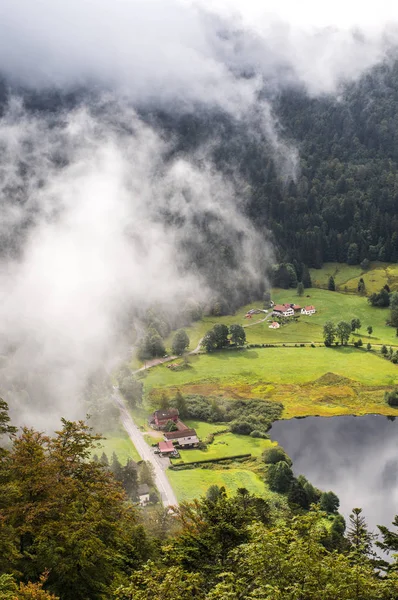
[113,388,178,507]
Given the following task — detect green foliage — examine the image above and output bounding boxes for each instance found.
[118,375,143,409]
[297,281,304,296]
[336,321,351,345]
[174,391,188,419]
[367,325,373,335]
[328,275,335,291]
[229,324,246,346]
[169,395,282,435]
[202,323,230,352]
[319,490,340,513]
[164,420,178,432]
[262,445,292,466]
[385,390,398,407]
[357,277,366,295]
[171,329,190,356]
[266,461,294,493]
[138,328,166,360]
[323,320,336,346]
[369,289,390,307]
[351,317,361,332]
[272,263,298,289]
[0,419,151,599]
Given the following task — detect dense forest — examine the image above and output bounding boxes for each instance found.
[2,399,398,599]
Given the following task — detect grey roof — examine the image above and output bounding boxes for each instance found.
[138,484,150,496]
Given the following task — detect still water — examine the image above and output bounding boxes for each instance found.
[269,415,398,532]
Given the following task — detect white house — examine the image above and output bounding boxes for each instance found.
[273,304,294,317]
[301,305,316,315]
[164,428,199,448]
[269,321,280,329]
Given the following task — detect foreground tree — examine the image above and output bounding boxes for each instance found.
[0,419,151,600]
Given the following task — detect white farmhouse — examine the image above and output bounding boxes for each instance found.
[301,305,316,315]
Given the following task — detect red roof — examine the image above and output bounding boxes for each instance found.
[159,440,175,453]
[304,305,315,311]
[273,304,286,311]
[292,304,301,310]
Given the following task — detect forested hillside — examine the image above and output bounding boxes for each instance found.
[148,59,398,269]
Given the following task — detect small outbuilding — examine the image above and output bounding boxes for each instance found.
[158,440,176,456]
[269,321,280,329]
[138,484,150,506]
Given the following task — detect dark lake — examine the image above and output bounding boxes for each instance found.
[269,415,398,532]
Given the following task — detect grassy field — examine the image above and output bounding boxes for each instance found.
[99,424,140,463]
[174,432,274,463]
[167,466,267,502]
[309,262,398,294]
[244,288,398,346]
[143,346,398,418]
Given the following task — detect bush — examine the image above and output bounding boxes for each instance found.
[385,390,398,407]
[230,421,253,435]
[250,430,269,439]
[263,445,292,466]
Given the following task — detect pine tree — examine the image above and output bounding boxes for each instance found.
[347,508,376,557]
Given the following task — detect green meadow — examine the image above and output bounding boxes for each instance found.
[174,432,275,463]
[246,288,398,346]
[309,262,398,294]
[167,466,269,503]
[142,346,398,418]
[99,422,140,463]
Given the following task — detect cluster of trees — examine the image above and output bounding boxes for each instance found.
[271,262,312,289]
[161,393,283,436]
[202,323,246,352]
[263,445,340,513]
[93,452,156,502]
[323,319,373,347]
[380,345,398,364]
[159,392,283,434]
[4,399,398,598]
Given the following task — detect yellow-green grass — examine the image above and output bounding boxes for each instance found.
[143,347,398,418]
[183,420,229,437]
[310,262,398,294]
[167,467,267,502]
[174,432,274,463]
[244,288,398,346]
[99,427,140,463]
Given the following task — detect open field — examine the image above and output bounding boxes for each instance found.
[246,288,398,346]
[309,262,398,294]
[99,424,140,463]
[174,432,274,463]
[167,466,268,502]
[142,346,398,418]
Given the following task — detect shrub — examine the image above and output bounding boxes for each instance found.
[263,445,292,466]
[250,430,269,439]
[385,390,398,407]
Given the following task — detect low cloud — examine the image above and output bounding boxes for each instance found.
[0,97,270,428]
